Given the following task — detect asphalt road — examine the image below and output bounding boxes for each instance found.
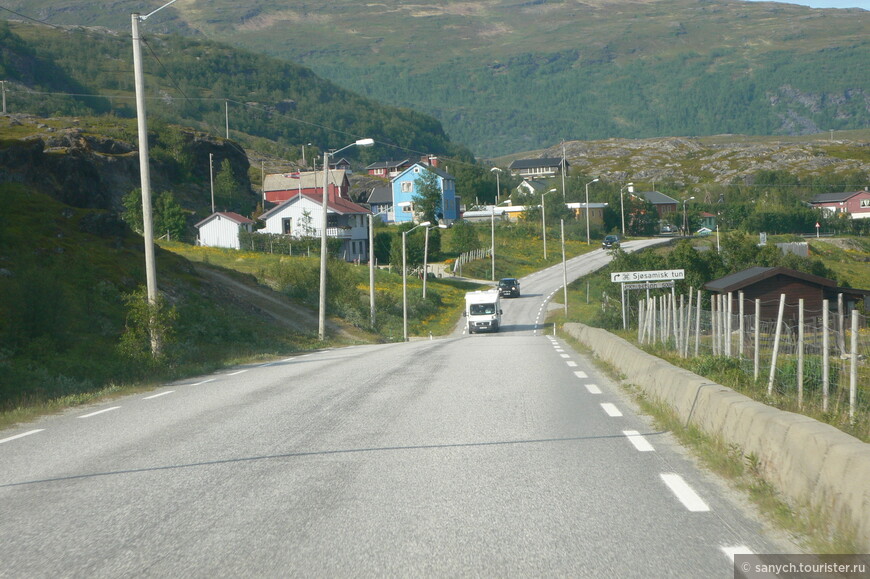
[0,239,793,577]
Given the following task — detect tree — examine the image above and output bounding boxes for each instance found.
[449,220,481,254]
[153,191,187,241]
[213,158,250,214]
[412,170,443,224]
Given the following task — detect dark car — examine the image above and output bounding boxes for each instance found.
[602,235,620,249]
[498,277,521,298]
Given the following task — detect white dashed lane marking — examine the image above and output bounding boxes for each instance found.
[660,473,711,512]
[143,391,174,400]
[600,403,623,417]
[0,429,44,445]
[79,406,121,419]
[585,384,602,394]
[573,371,588,379]
[623,430,655,452]
[566,361,577,367]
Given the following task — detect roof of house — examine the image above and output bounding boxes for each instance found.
[194,211,254,229]
[260,192,370,220]
[263,170,348,192]
[809,191,863,204]
[517,179,550,193]
[367,185,393,205]
[704,266,837,293]
[366,159,411,170]
[395,162,455,182]
[635,190,679,205]
[508,157,567,170]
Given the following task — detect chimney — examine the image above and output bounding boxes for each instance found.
[421,155,440,168]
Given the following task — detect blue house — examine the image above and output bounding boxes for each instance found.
[391,158,459,225]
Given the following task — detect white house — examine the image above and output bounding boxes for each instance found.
[195,212,254,250]
[259,192,371,261]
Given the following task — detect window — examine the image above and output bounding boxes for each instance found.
[402,204,414,213]
[401,181,413,193]
[327,214,339,228]
[282,217,292,235]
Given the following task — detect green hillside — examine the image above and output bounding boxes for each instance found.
[3,0,868,157]
[0,19,473,166]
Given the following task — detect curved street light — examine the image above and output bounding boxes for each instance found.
[584,178,599,245]
[403,221,431,341]
[490,167,503,204]
[319,138,375,341]
[620,182,634,237]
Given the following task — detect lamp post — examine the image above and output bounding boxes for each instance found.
[542,188,557,260]
[584,178,599,245]
[403,221,431,342]
[682,196,695,236]
[620,182,634,238]
[423,223,448,298]
[302,142,312,169]
[561,219,568,317]
[319,137,374,341]
[490,167,502,204]
[368,208,389,329]
[132,0,179,357]
[490,199,511,281]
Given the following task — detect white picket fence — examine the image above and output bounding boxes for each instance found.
[452,247,491,276]
[635,290,868,423]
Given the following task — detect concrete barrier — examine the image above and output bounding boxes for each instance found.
[564,322,870,549]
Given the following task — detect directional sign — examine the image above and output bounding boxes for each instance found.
[611,269,685,283]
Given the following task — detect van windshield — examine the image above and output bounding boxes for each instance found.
[470,303,496,315]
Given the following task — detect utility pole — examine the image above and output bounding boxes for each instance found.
[1,81,6,115]
[225,100,229,139]
[209,153,215,213]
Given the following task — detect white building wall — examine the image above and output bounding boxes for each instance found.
[199,216,243,249]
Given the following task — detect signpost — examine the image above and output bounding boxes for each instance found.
[612,270,684,329]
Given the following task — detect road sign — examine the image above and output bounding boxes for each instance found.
[611,269,685,283]
[623,281,675,290]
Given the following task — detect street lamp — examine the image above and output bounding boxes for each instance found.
[132,0,179,356]
[302,142,312,168]
[368,208,390,329]
[620,182,634,237]
[491,167,503,204]
[423,223,448,298]
[403,221,431,342]
[319,137,374,341]
[682,196,695,236]
[490,199,511,281]
[542,188,557,259]
[584,178,599,245]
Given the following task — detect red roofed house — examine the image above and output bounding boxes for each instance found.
[259,189,371,262]
[262,170,351,204]
[809,189,870,220]
[195,212,254,250]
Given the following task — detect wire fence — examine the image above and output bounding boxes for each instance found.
[633,290,869,433]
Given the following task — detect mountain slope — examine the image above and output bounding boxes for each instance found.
[3,0,868,157]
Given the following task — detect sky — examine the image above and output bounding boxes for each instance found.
[742,0,868,8]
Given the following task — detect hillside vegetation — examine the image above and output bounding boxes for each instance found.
[4,0,868,157]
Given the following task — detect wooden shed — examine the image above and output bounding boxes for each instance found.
[704,266,869,322]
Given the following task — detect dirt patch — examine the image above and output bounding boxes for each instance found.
[192,263,355,340]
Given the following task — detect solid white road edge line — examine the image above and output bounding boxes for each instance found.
[623,430,655,452]
[660,472,711,512]
[192,378,216,386]
[0,429,44,444]
[227,369,248,376]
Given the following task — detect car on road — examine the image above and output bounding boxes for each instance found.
[602,235,620,249]
[497,277,521,298]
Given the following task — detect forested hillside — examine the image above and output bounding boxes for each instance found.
[4,0,867,157]
[0,19,473,165]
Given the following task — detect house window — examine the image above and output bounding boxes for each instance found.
[282,217,292,235]
[861,199,870,208]
[401,181,413,193]
[402,204,414,213]
[327,214,339,228]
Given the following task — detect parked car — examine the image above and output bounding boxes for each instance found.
[498,277,521,298]
[602,235,620,249]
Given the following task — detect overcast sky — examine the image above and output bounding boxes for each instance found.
[742,0,868,8]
